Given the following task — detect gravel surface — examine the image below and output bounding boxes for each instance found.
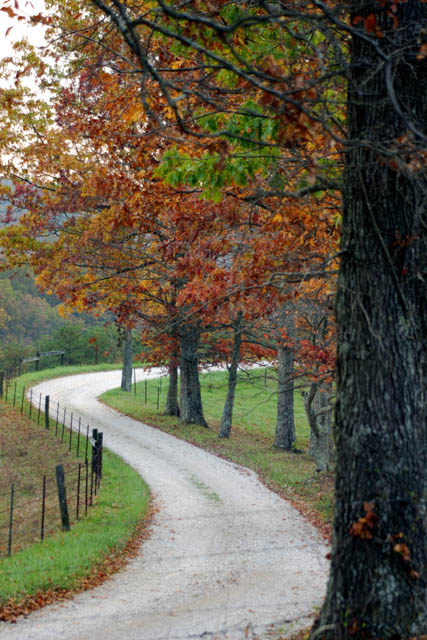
[0,369,329,640]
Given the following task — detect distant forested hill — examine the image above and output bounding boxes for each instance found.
[0,268,120,370]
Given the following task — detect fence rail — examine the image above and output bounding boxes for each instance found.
[0,386,103,557]
[0,350,66,382]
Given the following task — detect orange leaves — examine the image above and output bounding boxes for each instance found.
[349,502,378,540]
[417,43,427,61]
[352,13,383,38]
[0,6,16,19]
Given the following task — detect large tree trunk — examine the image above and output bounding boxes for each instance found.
[274,343,296,450]
[313,3,427,638]
[218,311,243,439]
[120,327,132,392]
[164,358,180,417]
[179,324,207,427]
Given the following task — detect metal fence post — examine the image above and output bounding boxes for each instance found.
[45,395,50,429]
[41,476,46,540]
[37,392,42,425]
[8,484,14,557]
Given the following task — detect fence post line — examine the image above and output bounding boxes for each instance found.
[29,389,33,418]
[134,368,137,395]
[13,382,17,407]
[61,407,66,441]
[37,392,42,425]
[55,402,60,436]
[91,429,98,497]
[41,475,46,540]
[99,432,103,480]
[5,380,9,402]
[156,386,160,410]
[0,371,4,398]
[55,465,70,532]
[36,351,40,371]
[77,418,81,457]
[89,460,94,505]
[85,458,89,515]
[8,484,14,557]
[76,463,82,520]
[69,412,73,451]
[45,395,50,429]
[85,424,89,460]
[20,386,25,414]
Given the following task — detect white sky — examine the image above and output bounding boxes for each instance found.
[0,1,46,59]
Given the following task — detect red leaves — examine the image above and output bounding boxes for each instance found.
[352,13,383,38]
[349,502,378,540]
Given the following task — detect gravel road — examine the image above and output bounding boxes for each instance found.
[0,370,329,640]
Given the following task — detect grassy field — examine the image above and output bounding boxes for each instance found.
[101,367,334,533]
[0,364,150,619]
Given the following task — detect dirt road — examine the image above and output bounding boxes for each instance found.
[0,370,329,640]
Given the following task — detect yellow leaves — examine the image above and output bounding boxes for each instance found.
[123,102,145,126]
[393,542,411,563]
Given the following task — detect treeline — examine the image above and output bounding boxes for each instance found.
[0,268,123,370]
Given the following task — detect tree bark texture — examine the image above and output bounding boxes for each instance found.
[274,343,296,450]
[305,382,332,472]
[313,2,427,638]
[165,359,180,417]
[219,311,243,438]
[179,324,207,427]
[120,327,132,392]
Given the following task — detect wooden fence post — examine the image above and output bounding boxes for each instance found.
[55,465,70,532]
[0,371,4,398]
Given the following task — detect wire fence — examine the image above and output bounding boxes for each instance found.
[0,374,104,558]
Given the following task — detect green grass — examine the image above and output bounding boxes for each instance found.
[0,363,150,612]
[101,368,334,528]
[0,449,149,604]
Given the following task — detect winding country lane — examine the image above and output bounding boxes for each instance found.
[0,370,329,640]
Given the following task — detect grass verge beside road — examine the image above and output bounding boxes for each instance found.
[0,365,150,620]
[101,367,334,537]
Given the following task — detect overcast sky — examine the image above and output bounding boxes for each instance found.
[0,1,46,59]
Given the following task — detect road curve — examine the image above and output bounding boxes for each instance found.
[0,370,329,640]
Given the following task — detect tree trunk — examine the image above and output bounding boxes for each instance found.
[313,3,427,637]
[165,359,180,417]
[274,343,296,450]
[219,311,243,438]
[120,327,132,392]
[305,382,332,472]
[179,324,208,427]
